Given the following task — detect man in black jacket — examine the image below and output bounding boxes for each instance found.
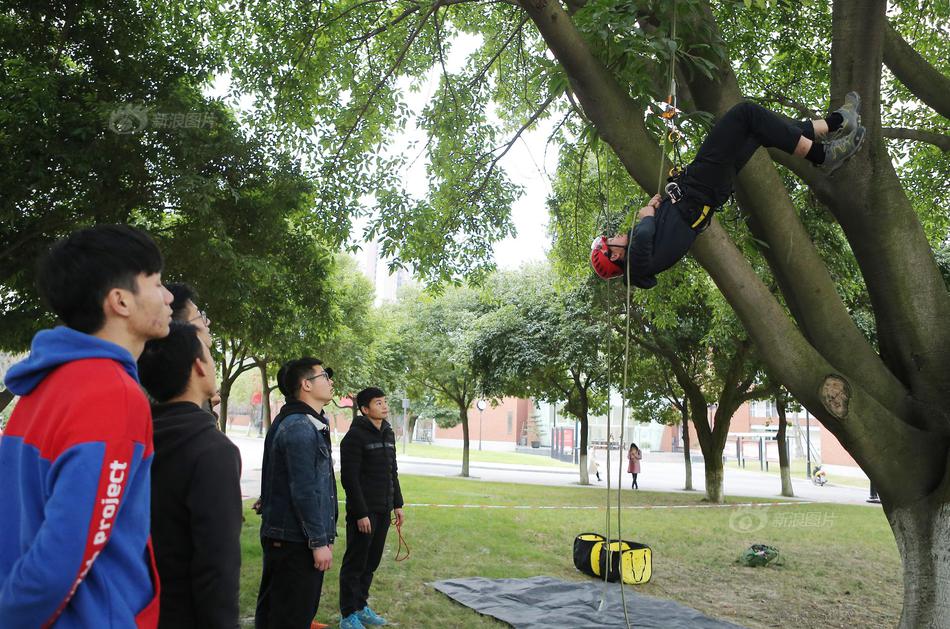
[338,388,405,629]
[256,358,338,629]
[138,321,243,629]
[590,95,865,287]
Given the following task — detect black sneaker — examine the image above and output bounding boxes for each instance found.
[821,125,866,174]
[829,91,861,140]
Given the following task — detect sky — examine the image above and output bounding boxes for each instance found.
[213,32,559,274]
[369,33,558,272]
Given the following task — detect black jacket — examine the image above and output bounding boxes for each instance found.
[626,198,702,289]
[259,399,338,547]
[340,416,404,520]
[150,401,243,629]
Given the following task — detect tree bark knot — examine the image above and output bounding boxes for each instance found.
[819,374,851,419]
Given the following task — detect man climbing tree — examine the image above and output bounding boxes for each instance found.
[590,95,864,287]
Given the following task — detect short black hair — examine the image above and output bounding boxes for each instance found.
[138,322,205,403]
[357,387,386,414]
[37,224,164,333]
[166,283,196,321]
[277,357,323,399]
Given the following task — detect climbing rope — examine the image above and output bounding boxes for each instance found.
[391,513,410,562]
[598,5,682,626]
[652,0,685,197]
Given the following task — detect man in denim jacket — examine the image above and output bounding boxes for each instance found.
[255,358,338,629]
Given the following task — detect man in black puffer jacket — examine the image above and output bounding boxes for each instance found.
[338,388,405,629]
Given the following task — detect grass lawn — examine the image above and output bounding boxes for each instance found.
[240,475,901,628]
[724,459,872,490]
[397,442,575,469]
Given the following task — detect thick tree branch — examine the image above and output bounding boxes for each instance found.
[678,2,910,425]
[692,220,945,500]
[826,2,950,417]
[882,127,950,152]
[829,0,886,137]
[883,21,950,120]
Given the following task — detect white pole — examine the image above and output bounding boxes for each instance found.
[402,398,409,455]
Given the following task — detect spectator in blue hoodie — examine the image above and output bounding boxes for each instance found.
[0,224,172,628]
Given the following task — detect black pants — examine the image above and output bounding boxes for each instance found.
[631,473,639,488]
[339,512,391,616]
[255,538,325,629]
[685,102,813,206]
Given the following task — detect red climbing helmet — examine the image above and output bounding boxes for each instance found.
[590,236,624,280]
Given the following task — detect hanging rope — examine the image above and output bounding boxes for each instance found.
[653,1,683,196]
[598,144,617,614]
[597,6,681,626]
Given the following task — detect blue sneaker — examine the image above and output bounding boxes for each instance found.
[340,613,366,629]
[356,606,388,626]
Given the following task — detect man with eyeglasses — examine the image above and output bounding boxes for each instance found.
[255,358,339,629]
[166,283,218,409]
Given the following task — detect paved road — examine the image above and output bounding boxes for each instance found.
[230,435,878,507]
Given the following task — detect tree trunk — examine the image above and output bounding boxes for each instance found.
[258,360,272,433]
[459,403,470,478]
[704,458,725,504]
[218,380,230,433]
[692,403,734,504]
[889,498,950,628]
[0,388,13,415]
[216,338,253,433]
[776,396,794,498]
[578,392,590,485]
[681,402,693,491]
[408,414,417,443]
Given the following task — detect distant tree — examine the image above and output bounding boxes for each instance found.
[473,267,614,485]
[395,286,484,477]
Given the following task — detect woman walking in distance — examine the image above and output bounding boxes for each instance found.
[628,443,643,489]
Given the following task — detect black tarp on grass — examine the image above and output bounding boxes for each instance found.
[431,576,747,628]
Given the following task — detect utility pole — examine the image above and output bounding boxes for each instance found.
[805,410,812,479]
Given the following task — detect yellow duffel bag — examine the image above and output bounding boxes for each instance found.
[572,533,653,585]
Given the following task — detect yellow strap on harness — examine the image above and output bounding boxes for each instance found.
[691,205,711,229]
